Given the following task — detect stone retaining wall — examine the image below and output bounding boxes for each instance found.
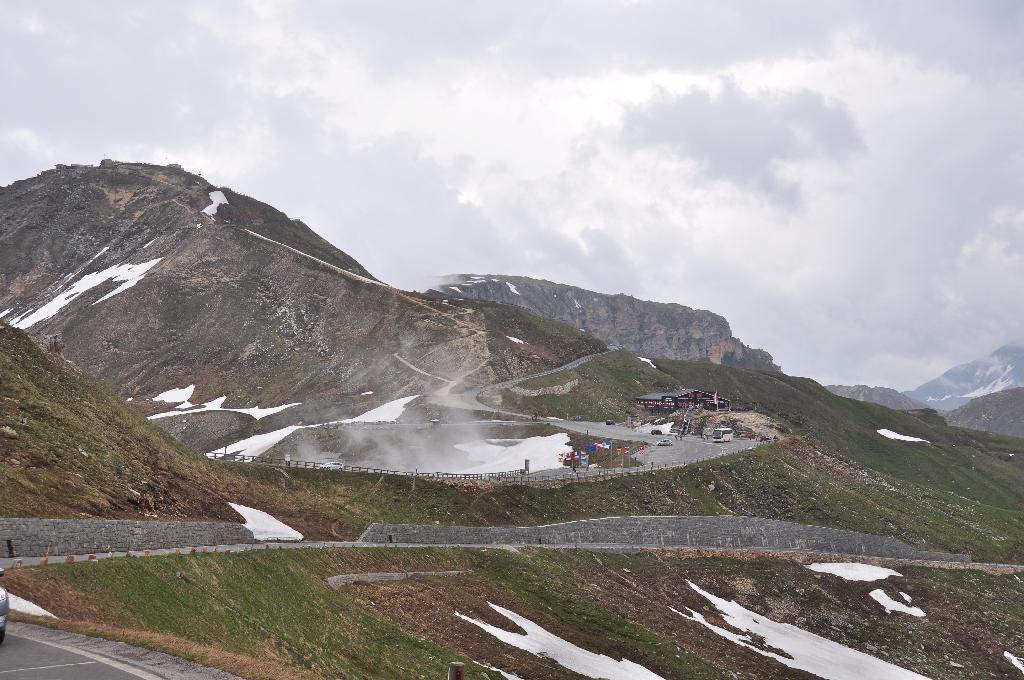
[326,571,468,588]
[358,516,969,563]
[510,378,579,397]
[0,518,256,557]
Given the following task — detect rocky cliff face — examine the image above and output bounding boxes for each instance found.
[0,162,602,453]
[905,343,1024,411]
[436,275,779,371]
[825,385,925,411]
[946,387,1024,439]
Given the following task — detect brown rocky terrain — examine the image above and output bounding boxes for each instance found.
[435,274,780,371]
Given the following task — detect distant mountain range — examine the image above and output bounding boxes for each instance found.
[904,343,1024,411]
[433,274,780,372]
[946,387,1024,439]
[825,385,925,411]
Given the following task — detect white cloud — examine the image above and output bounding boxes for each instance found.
[1,1,1023,389]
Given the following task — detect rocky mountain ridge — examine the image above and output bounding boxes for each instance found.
[825,384,926,410]
[434,274,780,372]
[0,161,603,454]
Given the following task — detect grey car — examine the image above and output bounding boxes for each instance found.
[0,567,8,644]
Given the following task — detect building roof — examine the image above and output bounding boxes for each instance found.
[636,391,689,400]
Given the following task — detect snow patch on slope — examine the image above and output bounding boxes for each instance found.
[507,336,525,344]
[209,396,419,458]
[8,593,56,618]
[339,395,419,423]
[877,429,929,443]
[149,396,300,421]
[456,602,665,680]
[153,385,196,403]
[454,433,571,473]
[506,281,520,295]
[637,357,656,369]
[1005,651,1024,675]
[674,581,930,680]
[869,589,926,617]
[201,190,228,216]
[228,502,302,541]
[806,563,902,582]
[11,258,163,329]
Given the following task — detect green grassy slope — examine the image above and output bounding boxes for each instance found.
[653,358,1024,511]
[499,351,1024,512]
[0,324,227,518]
[7,547,1023,679]
[4,324,1024,561]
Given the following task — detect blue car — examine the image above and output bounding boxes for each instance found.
[0,567,8,644]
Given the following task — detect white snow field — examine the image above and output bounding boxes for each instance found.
[476,661,526,680]
[869,589,926,617]
[208,396,420,459]
[210,424,305,459]
[456,602,665,680]
[673,581,930,680]
[506,336,525,344]
[505,281,520,295]
[454,433,572,473]
[9,594,56,618]
[201,190,228,216]
[11,257,163,329]
[637,357,656,368]
[228,503,303,541]
[149,395,300,421]
[877,429,929,443]
[964,373,1015,399]
[1005,651,1024,675]
[806,563,902,581]
[152,384,196,403]
[339,395,419,423]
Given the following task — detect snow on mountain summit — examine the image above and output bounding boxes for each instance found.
[905,343,1024,411]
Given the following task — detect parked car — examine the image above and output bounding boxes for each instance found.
[604,420,615,426]
[319,460,345,470]
[0,567,8,644]
[656,439,673,446]
[650,428,664,435]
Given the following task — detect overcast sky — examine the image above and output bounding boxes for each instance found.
[2,1,1022,389]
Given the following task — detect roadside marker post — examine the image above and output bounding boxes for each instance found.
[448,662,464,680]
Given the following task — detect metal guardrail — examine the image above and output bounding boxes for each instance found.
[206,453,527,480]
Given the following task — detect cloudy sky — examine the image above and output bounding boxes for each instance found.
[2,1,1022,389]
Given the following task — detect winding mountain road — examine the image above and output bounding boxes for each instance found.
[438,348,755,464]
[0,623,240,679]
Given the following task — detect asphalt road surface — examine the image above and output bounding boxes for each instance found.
[0,623,240,679]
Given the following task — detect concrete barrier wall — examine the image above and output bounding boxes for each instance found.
[0,518,256,557]
[358,516,969,563]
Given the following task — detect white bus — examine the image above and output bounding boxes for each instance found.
[711,427,733,443]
